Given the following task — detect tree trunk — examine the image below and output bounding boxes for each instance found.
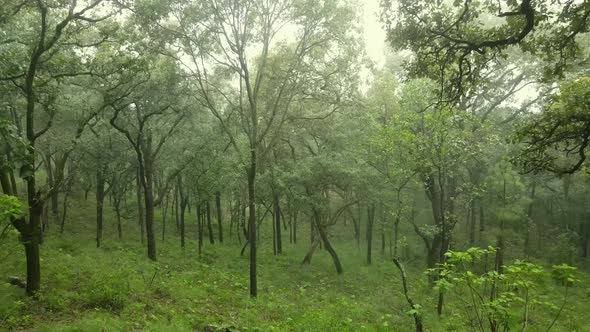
[479,198,485,232]
[525,181,536,257]
[180,197,187,249]
[96,168,105,248]
[313,209,343,274]
[366,204,375,265]
[302,239,320,265]
[216,191,223,243]
[136,169,145,245]
[393,258,423,332]
[197,203,203,255]
[206,200,214,244]
[293,208,298,244]
[469,199,476,246]
[44,152,59,217]
[272,210,276,255]
[274,192,282,255]
[115,199,122,239]
[162,194,169,241]
[60,183,69,234]
[381,208,386,256]
[178,179,186,249]
[142,154,157,261]
[175,184,180,234]
[247,160,257,298]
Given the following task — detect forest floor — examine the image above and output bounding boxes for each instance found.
[1,200,589,331]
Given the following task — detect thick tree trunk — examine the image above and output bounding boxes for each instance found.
[216,191,223,243]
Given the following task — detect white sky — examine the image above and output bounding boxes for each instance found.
[360,0,387,68]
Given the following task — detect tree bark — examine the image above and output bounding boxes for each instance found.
[96,168,105,248]
[366,204,375,265]
[136,168,145,244]
[247,160,257,297]
[206,200,214,244]
[216,191,223,243]
[274,192,282,255]
[313,209,343,274]
[197,203,203,255]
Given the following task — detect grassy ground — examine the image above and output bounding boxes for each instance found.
[0,197,589,331]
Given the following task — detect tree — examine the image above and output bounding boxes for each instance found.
[382,0,590,102]
[107,60,185,260]
[0,0,118,296]
[153,0,363,297]
[515,76,590,174]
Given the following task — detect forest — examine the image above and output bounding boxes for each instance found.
[0,0,589,331]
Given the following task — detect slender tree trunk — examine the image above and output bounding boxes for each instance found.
[115,199,122,239]
[479,198,485,232]
[96,168,105,248]
[366,204,375,265]
[525,181,536,257]
[162,194,169,241]
[136,168,145,245]
[272,210,277,255]
[274,192,282,255]
[216,191,223,243]
[293,208,298,244]
[178,178,186,249]
[247,160,257,297]
[381,207,386,256]
[45,152,59,217]
[198,203,203,255]
[469,199,476,246]
[142,154,157,261]
[393,258,423,332]
[175,185,180,234]
[393,214,400,258]
[313,210,343,274]
[180,197,187,249]
[60,182,69,233]
[206,200,214,244]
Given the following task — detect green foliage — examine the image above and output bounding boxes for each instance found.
[427,247,580,331]
[515,76,590,174]
[0,194,24,222]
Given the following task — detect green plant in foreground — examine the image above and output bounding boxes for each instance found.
[427,247,577,332]
[0,194,24,242]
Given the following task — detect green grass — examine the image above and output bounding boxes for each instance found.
[1,196,589,331]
